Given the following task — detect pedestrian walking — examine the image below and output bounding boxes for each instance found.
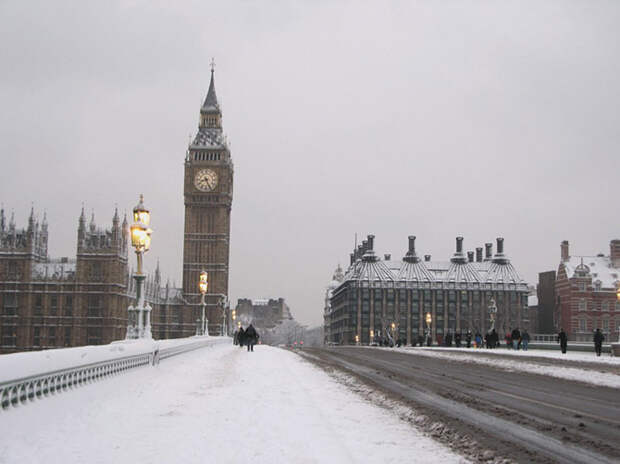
[465,331,472,348]
[245,324,259,352]
[490,329,498,349]
[233,329,239,345]
[594,328,605,356]
[521,330,530,351]
[475,332,482,348]
[238,326,245,348]
[455,332,462,348]
[557,329,568,354]
[511,328,521,350]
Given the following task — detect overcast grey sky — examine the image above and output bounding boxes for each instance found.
[1,1,619,326]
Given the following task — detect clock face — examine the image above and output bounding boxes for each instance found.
[194,169,218,192]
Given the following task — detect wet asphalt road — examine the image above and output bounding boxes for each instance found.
[299,347,620,464]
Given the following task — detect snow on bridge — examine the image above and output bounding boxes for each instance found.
[1,343,462,463]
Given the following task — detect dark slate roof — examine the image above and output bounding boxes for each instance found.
[201,70,220,114]
[191,127,226,149]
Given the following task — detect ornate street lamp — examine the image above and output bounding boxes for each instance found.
[199,271,208,336]
[126,194,153,340]
[425,312,432,347]
[488,298,497,333]
[219,295,227,336]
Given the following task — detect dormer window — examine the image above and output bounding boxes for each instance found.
[594,280,602,291]
[578,282,586,292]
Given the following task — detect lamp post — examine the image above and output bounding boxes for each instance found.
[199,271,208,336]
[425,312,432,347]
[220,296,227,336]
[126,194,153,340]
[612,287,620,356]
[488,298,497,333]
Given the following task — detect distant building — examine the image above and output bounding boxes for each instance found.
[325,235,529,345]
[235,298,292,330]
[536,270,556,333]
[0,207,190,354]
[555,240,620,342]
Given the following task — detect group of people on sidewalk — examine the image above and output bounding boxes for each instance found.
[372,326,607,356]
[556,328,605,356]
[502,328,531,350]
[233,324,259,352]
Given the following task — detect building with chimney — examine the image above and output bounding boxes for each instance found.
[0,68,234,353]
[555,240,620,342]
[324,235,529,345]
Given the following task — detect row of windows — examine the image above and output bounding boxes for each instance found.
[576,281,619,292]
[193,152,221,161]
[577,299,620,311]
[576,318,620,331]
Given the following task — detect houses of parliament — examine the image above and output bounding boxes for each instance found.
[0,69,233,353]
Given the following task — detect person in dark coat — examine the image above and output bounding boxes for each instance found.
[594,329,605,356]
[465,331,472,348]
[490,329,498,349]
[245,324,258,352]
[557,329,568,354]
[238,327,245,348]
[521,330,530,351]
[445,332,452,347]
[454,332,462,348]
[511,328,521,350]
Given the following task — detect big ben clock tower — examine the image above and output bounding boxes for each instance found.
[182,64,233,333]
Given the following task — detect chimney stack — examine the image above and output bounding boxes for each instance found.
[476,247,483,262]
[484,243,493,261]
[350,253,355,266]
[367,234,375,251]
[408,235,416,254]
[456,236,464,253]
[610,239,620,267]
[467,251,474,263]
[496,237,504,255]
[424,255,431,262]
[560,240,569,261]
[384,254,391,261]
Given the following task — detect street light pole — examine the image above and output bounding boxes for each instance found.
[199,271,208,336]
[425,312,432,347]
[126,194,153,340]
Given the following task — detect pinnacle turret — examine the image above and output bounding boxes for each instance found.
[201,63,220,115]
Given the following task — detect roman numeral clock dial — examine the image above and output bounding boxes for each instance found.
[194,168,218,192]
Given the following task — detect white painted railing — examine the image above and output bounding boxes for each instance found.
[0,336,229,411]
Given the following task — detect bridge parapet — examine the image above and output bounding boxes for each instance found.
[0,336,229,411]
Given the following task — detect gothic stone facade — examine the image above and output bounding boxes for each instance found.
[555,240,620,342]
[182,69,234,334]
[0,208,195,353]
[325,235,529,345]
[0,71,234,353]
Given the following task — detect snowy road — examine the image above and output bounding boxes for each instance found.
[302,347,620,464]
[0,343,464,464]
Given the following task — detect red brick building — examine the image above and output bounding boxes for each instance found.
[555,240,620,342]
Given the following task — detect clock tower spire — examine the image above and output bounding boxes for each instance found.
[182,65,234,335]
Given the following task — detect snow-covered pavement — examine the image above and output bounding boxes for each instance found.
[0,344,465,464]
[399,347,620,388]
